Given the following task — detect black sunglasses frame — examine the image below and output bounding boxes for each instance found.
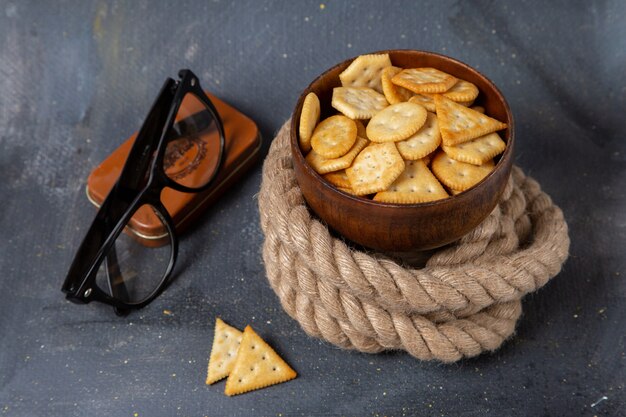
[62,69,225,315]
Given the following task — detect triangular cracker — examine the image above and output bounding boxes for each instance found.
[338,53,391,94]
[434,95,507,146]
[224,326,297,396]
[374,160,448,204]
[442,132,506,166]
[206,318,243,385]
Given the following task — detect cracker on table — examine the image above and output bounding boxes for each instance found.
[396,112,441,160]
[442,79,479,102]
[374,159,448,203]
[298,92,320,153]
[224,325,297,396]
[346,142,405,195]
[391,67,457,94]
[381,66,414,104]
[206,318,243,385]
[338,53,392,94]
[431,150,495,191]
[442,132,506,166]
[331,87,389,120]
[434,95,507,146]
[306,137,368,174]
[310,115,357,159]
[408,94,436,112]
[366,102,427,143]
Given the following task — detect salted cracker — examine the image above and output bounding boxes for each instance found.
[391,67,457,94]
[442,132,506,166]
[310,115,357,159]
[408,94,436,112]
[331,87,389,120]
[338,53,392,94]
[206,318,243,385]
[396,112,441,160]
[366,102,427,143]
[323,170,351,188]
[298,92,320,153]
[346,142,405,195]
[374,159,448,203]
[306,137,368,174]
[224,325,297,396]
[431,150,495,191]
[434,95,507,146]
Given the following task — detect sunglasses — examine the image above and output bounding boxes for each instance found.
[62,69,225,316]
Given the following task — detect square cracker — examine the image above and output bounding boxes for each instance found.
[339,53,392,94]
[442,132,506,165]
[332,87,389,120]
[434,95,507,146]
[346,142,405,195]
[224,326,297,396]
[374,159,448,203]
[306,137,368,174]
[206,318,243,385]
[391,68,457,94]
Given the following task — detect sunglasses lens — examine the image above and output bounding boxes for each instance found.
[95,204,173,304]
[164,92,222,189]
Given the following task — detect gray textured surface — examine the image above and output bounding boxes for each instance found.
[1,1,625,416]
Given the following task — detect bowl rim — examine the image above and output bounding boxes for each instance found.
[290,49,515,209]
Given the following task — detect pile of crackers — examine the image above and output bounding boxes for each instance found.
[298,53,508,203]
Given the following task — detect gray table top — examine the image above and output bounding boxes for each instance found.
[1,1,624,416]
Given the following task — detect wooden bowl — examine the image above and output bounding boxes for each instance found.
[290,50,514,252]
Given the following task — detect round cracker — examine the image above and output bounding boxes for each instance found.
[346,142,405,195]
[311,115,357,159]
[396,112,441,160]
[431,150,495,191]
[442,79,479,102]
[366,102,428,143]
[298,92,320,153]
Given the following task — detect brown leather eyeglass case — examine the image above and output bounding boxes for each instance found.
[86,92,261,247]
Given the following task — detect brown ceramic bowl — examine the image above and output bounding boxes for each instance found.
[290,50,514,252]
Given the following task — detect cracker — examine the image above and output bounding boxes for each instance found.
[331,87,389,120]
[381,66,414,104]
[431,150,495,191]
[434,95,507,146]
[396,112,441,160]
[442,132,506,165]
[224,325,297,396]
[298,92,320,153]
[391,68,457,94]
[346,142,405,195]
[408,94,435,112]
[306,136,368,174]
[470,105,485,114]
[366,102,427,143]
[374,159,448,203]
[443,79,479,102]
[206,318,243,385]
[323,170,351,188]
[338,53,392,94]
[337,186,357,195]
[310,115,357,159]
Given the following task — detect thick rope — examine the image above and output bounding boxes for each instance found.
[258,121,570,362]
